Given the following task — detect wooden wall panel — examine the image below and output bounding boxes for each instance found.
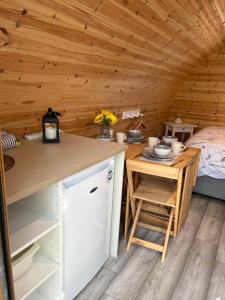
[0,0,225,137]
[170,51,225,129]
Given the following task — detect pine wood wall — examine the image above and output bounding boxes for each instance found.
[170,51,225,130]
[0,1,225,137]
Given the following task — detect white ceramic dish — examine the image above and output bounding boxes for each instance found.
[128,130,142,138]
[12,242,40,281]
[162,136,178,145]
[153,144,172,158]
[144,149,175,160]
[127,141,144,144]
[126,135,144,141]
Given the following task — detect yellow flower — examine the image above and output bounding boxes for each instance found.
[108,113,118,125]
[94,113,103,124]
[93,110,118,126]
[101,110,110,117]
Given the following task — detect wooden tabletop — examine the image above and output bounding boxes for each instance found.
[126,143,200,170]
[5,133,127,205]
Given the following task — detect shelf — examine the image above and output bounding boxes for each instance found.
[26,291,47,300]
[14,253,59,300]
[8,202,60,257]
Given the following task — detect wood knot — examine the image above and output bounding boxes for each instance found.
[0,27,8,35]
[21,9,28,15]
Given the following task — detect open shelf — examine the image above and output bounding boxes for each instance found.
[8,201,60,257]
[26,291,47,300]
[14,253,59,300]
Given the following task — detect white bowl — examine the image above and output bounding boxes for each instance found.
[128,130,142,138]
[153,145,171,158]
[162,136,178,145]
[12,243,40,281]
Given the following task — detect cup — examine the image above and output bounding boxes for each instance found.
[148,137,160,150]
[116,132,126,144]
[172,141,186,155]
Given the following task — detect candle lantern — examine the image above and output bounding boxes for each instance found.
[42,107,61,143]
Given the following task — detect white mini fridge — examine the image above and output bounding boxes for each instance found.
[63,157,115,299]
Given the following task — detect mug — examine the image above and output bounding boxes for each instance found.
[116,132,126,144]
[148,137,160,150]
[172,141,186,154]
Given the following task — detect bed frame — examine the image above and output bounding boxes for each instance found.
[194,176,225,201]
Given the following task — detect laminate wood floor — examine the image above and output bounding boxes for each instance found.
[75,194,225,300]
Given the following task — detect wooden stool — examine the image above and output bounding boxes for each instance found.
[126,159,184,262]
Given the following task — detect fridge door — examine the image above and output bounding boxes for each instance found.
[63,159,115,299]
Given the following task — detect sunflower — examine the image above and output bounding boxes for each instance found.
[93,110,118,126]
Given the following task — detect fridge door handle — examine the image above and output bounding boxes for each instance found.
[90,187,98,194]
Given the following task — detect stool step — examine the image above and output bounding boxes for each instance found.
[137,221,174,236]
[131,237,164,252]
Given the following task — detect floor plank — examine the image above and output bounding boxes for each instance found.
[75,267,116,300]
[216,221,225,264]
[99,294,115,300]
[206,260,225,300]
[136,209,206,300]
[105,228,148,274]
[136,240,191,300]
[105,231,162,300]
[206,198,225,220]
[190,193,209,213]
[197,216,224,245]
[171,239,217,300]
[174,201,208,246]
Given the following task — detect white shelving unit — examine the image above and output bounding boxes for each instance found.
[26,291,47,300]
[14,253,59,300]
[8,202,60,258]
[8,183,63,300]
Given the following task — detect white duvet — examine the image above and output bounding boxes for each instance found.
[185,127,225,179]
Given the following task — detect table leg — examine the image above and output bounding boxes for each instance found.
[172,128,176,137]
[181,132,185,142]
[124,186,130,240]
[165,125,169,136]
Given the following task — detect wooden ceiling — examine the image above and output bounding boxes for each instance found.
[0,0,225,136]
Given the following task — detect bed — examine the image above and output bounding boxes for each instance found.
[185,126,225,200]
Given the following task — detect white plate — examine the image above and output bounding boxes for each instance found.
[126,136,145,141]
[127,140,145,144]
[143,149,176,160]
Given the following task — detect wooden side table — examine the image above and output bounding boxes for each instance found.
[164,122,197,142]
[124,144,200,239]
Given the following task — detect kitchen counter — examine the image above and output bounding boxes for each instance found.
[5,133,127,205]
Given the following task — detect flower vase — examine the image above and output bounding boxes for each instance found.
[101,125,111,138]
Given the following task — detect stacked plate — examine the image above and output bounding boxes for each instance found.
[126,136,145,144]
[142,148,176,161]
